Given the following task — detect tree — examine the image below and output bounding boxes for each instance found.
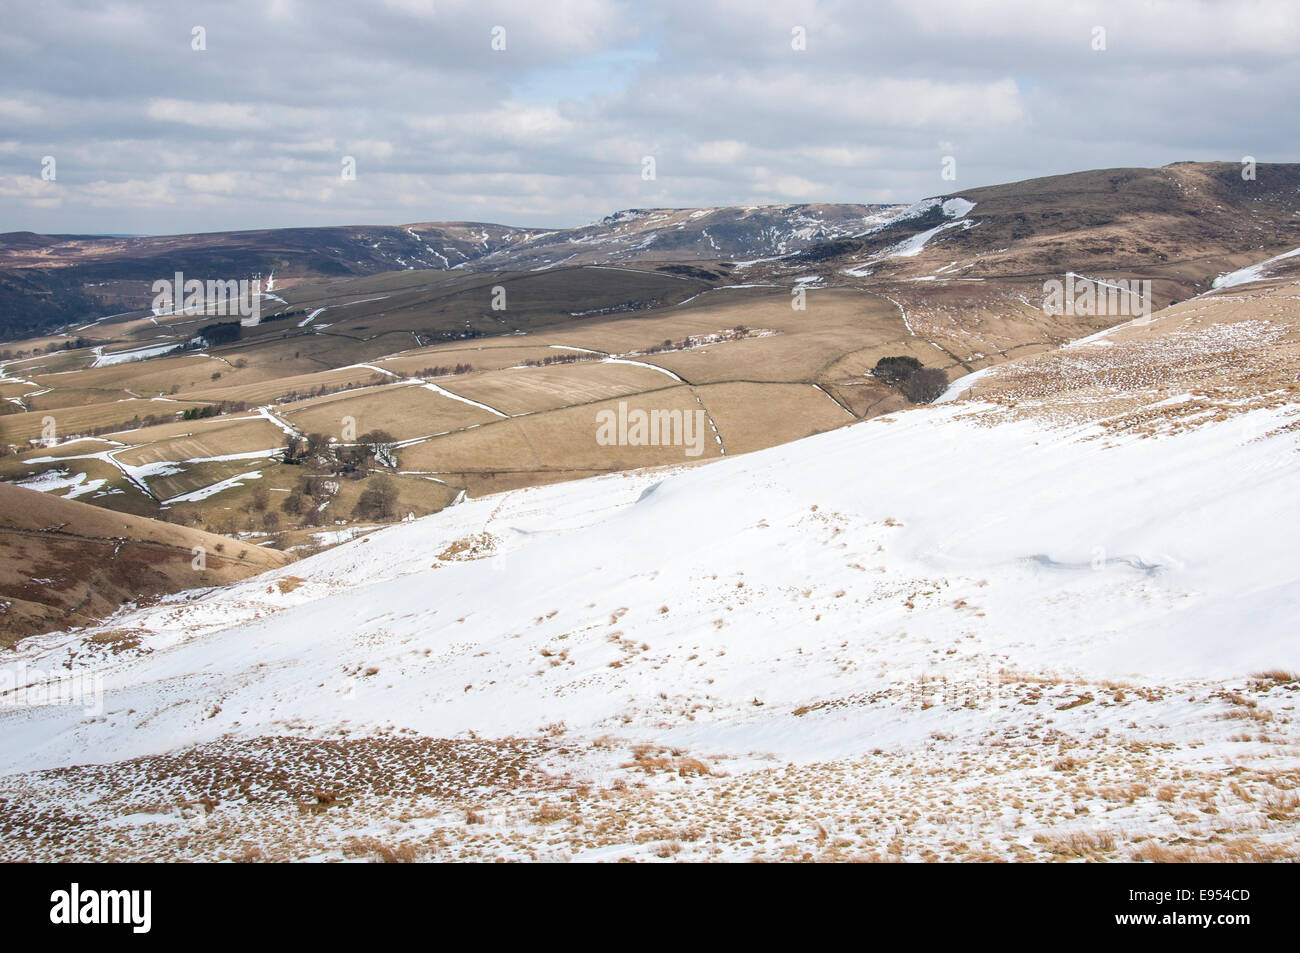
[305,432,332,460]
[870,356,947,403]
[358,429,397,468]
[198,321,242,346]
[280,491,304,516]
[353,475,399,521]
[283,434,307,464]
[900,367,948,404]
[872,355,923,386]
[306,476,336,507]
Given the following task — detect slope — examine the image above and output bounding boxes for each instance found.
[0,483,293,643]
[1,272,1298,861]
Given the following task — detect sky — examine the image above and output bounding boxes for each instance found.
[1,0,1298,235]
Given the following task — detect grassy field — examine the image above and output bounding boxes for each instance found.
[182,366,391,405]
[2,263,996,561]
[696,381,856,454]
[281,382,498,441]
[444,361,677,416]
[0,397,212,445]
[113,417,286,467]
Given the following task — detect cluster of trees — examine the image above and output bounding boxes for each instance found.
[277,472,399,525]
[273,373,387,405]
[167,483,281,536]
[279,429,402,523]
[872,355,923,385]
[872,356,948,404]
[656,264,723,281]
[166,428,406,539]
[414,327,485,345]
[239,484,281,534]
[517,352,600,368]
[180,400,248,420]
[279,474,339,525]
[0,274,103,343]
[412,362,473,378]
[352,475,399,520]
[0,337,95,361]
[194,321,242,346]
[282,429,396,472]
[641,326,755,354]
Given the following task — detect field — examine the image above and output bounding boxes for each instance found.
[281,383,498,441]
[9,172,1293,641]
[4,268,1005,562]
[4,266,1296,858]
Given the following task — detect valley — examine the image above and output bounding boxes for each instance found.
[2,162,1299,863]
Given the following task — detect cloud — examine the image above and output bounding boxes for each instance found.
[79,176,179,207]
[0,175,58,199]
[0,0,1294,234]
[0,98,42,122]
[146,99,267,130]
[687,140,748,165]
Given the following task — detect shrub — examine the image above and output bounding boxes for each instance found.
[198,321,242,346]
[872,355,923,385]
[283,434,307,464]
[353,475,398,521]
[900,368,948,404]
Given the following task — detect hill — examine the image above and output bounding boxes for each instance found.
[0,204,900,341]
[1,267,1296,861]
[0,482,292,643]
[758,162,1300,305]
[6,162,1300,579]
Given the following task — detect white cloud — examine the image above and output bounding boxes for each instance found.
[348,139,396,159]
[181,172,243,194]
[79,176,178,207]
[146,99,267,130]
[0,0,1293,233]
[0,98,41,122]
[687,140,748,164]
[0,174,57,199]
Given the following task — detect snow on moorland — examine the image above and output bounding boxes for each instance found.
[3,291,1299,861]
[3,389,1297,772]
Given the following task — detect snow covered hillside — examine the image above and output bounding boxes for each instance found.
[2,280,1299,862]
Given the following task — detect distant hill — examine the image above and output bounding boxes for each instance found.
[8,162,1300,342]
[0,204,900,342]
[773,162,1300,301]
